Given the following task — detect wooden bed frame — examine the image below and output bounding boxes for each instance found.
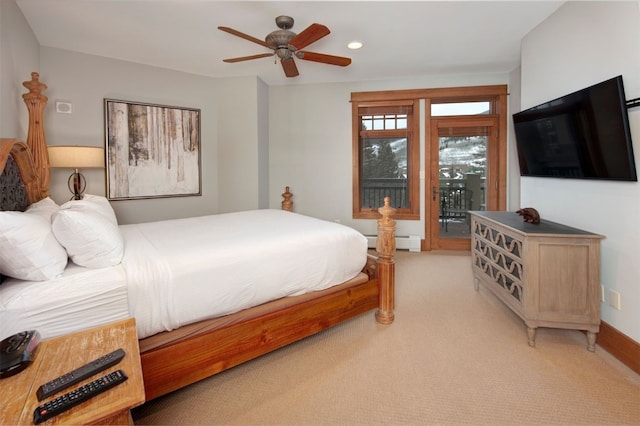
[1,73,396,401]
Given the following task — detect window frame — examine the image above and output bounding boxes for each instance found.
[352,99,420,220]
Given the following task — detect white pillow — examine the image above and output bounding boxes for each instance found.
[27,196,61,218]
[52,194,124,268]
[0,197,68,281]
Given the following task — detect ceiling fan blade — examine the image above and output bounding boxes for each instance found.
[218,26,271,48]
[288,23,330,50]
[298,51,352,67]
[223,53,274,63]
[281,58,299,77]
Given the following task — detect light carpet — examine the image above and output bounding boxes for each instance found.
[132,250,640,425]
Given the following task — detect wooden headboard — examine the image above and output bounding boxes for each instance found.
[0,138,47,211]
[21,72,50,196]
[0,72,50,212]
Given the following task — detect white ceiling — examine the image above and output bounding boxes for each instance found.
[16,1,564,86]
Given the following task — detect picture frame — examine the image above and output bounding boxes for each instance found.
[104,99,201,200]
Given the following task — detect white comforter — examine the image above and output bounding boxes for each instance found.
[1,209,367,340]
[121,209,368,338]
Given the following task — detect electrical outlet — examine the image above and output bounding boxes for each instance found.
[608,289,621,310]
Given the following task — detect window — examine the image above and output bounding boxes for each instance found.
[352,100,420,220]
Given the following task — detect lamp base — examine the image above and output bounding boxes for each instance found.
[67,169,86,200]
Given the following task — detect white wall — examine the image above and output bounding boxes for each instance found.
[216,76,269,213]
[0,0,39,137]
[39,47,224,223]
[257,78,269,209]
[3,41,265,224]
[42,47,271,221]
[519,1,640,342]
[507,67,522,211]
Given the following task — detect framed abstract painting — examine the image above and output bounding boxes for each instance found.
[104,99,201,200]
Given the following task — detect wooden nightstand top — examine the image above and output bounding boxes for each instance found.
[0,318,145,425]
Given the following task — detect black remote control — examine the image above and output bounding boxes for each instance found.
[33,369,128,424]
[36,348,125,401]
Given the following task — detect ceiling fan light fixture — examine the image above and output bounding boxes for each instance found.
[348,41,363,50]
[276,47,292,60]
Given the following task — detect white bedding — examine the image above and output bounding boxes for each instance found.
[0,263,129,340]
[121,209,368,338]
[0,209,367,340]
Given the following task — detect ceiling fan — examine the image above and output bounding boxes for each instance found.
[218,16,352,78]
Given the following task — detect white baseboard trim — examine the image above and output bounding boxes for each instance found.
[366,235,421,252]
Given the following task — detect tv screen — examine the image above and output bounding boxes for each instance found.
[513,75,637,181]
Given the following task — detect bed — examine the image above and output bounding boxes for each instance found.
[0,73,396,401]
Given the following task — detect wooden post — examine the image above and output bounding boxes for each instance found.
[375,196,396,324]
[281,186,293,212]
[22,72,49,196]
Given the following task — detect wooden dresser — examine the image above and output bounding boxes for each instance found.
[470,211,604,351]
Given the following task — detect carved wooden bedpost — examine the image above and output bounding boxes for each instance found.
[22,72,49,195]
[281,186,293,212]
[375,196,396,324]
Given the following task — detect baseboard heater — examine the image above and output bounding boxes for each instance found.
[366,235,421,252]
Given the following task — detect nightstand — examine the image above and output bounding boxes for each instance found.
[0,318,145,425]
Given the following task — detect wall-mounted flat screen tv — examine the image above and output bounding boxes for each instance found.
[513,75,637,181]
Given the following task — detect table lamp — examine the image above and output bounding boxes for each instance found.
[47,145,105,200]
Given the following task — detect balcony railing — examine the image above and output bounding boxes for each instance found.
[362,175,485,213]
[361,178,408,209]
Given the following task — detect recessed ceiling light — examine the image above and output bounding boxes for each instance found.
[347,41,363,50]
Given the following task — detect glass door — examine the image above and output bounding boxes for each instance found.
[428,117,499,250]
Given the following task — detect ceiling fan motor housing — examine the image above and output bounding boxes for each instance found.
[266,16,297,59]
[265,29,296,49]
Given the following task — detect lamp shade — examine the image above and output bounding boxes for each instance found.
[47,145,105,169]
